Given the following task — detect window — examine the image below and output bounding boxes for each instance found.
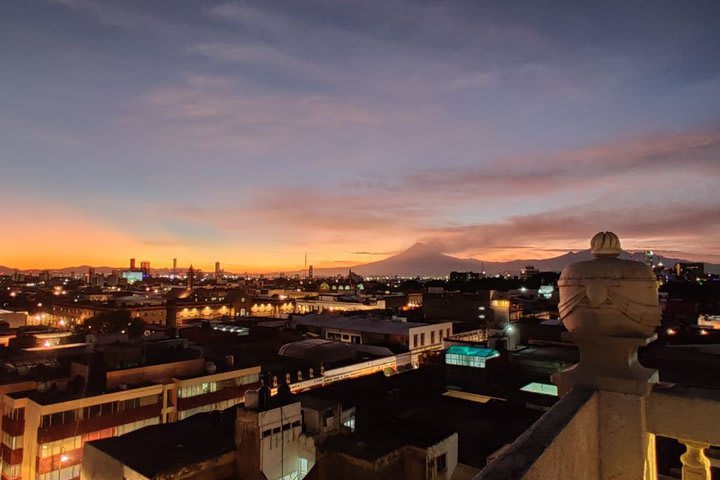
[343,417,355,432]
[420,333,425,346]
[2,463,20,478]
[436,453,447,473]
[431,331,435,344]
[2,432,22,450]
[39,435,82,458]
[299,457,309,478]
[36,464,81,480]
[178,382,219,398]
[413,334,418,348]
[446,353,487,368]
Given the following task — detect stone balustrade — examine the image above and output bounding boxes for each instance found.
[647,384,720,480]
[473,233,720,480]
[473,384,720,480]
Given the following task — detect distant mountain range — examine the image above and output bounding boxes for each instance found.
[2,242,718,277]
[307,242,720,277]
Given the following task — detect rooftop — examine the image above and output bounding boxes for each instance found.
[291,313,433,336]
[88,408,236,478]
[278,338,394,364]
[324,418,457,461]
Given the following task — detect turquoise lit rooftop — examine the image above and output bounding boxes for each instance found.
[446,345,500,368]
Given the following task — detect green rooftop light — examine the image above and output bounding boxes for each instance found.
[445,345,500,368]
[446,345,500,358]
[520,382,559,397]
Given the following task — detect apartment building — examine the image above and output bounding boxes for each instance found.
[0,359,260,480]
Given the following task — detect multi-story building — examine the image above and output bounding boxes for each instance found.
[674,262,705,281]
[423,290,522,329]
[520,265,540,280]
[290,314,452,355]
[0,358,260,480]
[295,295,385,314]
[46,297,235,329]
[81,395,318,480]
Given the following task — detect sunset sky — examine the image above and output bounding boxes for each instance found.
[2,0,720,272]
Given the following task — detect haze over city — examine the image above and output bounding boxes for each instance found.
[2,0,719,272]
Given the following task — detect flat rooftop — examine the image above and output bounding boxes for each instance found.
[324,419,456,461]
[297,367,543,468]
[88,408,236,478]
[292,314,432,336]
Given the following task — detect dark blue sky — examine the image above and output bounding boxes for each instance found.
[1,0,719,270]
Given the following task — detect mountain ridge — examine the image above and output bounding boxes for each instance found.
[307,243,720,277]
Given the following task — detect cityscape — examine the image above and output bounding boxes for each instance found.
[2,2,720,480]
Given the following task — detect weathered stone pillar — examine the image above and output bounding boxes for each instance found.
[552,232,661,480]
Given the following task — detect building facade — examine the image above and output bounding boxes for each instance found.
[0,363,260,480]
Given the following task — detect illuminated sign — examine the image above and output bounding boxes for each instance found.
[122,271,144,284]
[491,300,510,308]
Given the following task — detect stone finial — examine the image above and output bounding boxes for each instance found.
[559,232,660,338]
[590,231,622,258]
[553,232,660,396]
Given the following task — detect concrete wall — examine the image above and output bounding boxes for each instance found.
[81,443,144,480]
[475,389,599,480]
[258,403,304,479]
[156,451,235,480]
[106,358,204,389]
[0,311,26,328]
[409,323,453,350]
[309,451,405,480]
[519,391,599,480]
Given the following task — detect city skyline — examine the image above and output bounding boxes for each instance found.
[2,1,720,271]
[2,240,718,275]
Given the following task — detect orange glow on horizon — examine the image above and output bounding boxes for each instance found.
[2,204,716,272]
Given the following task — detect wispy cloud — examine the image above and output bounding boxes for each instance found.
[419,203,720,260]
[3,1,720,269]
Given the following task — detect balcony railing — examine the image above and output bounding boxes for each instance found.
[647,384,720,480]
[474,388,598,480]
[37,403,162,443]
[474,384,720,480]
